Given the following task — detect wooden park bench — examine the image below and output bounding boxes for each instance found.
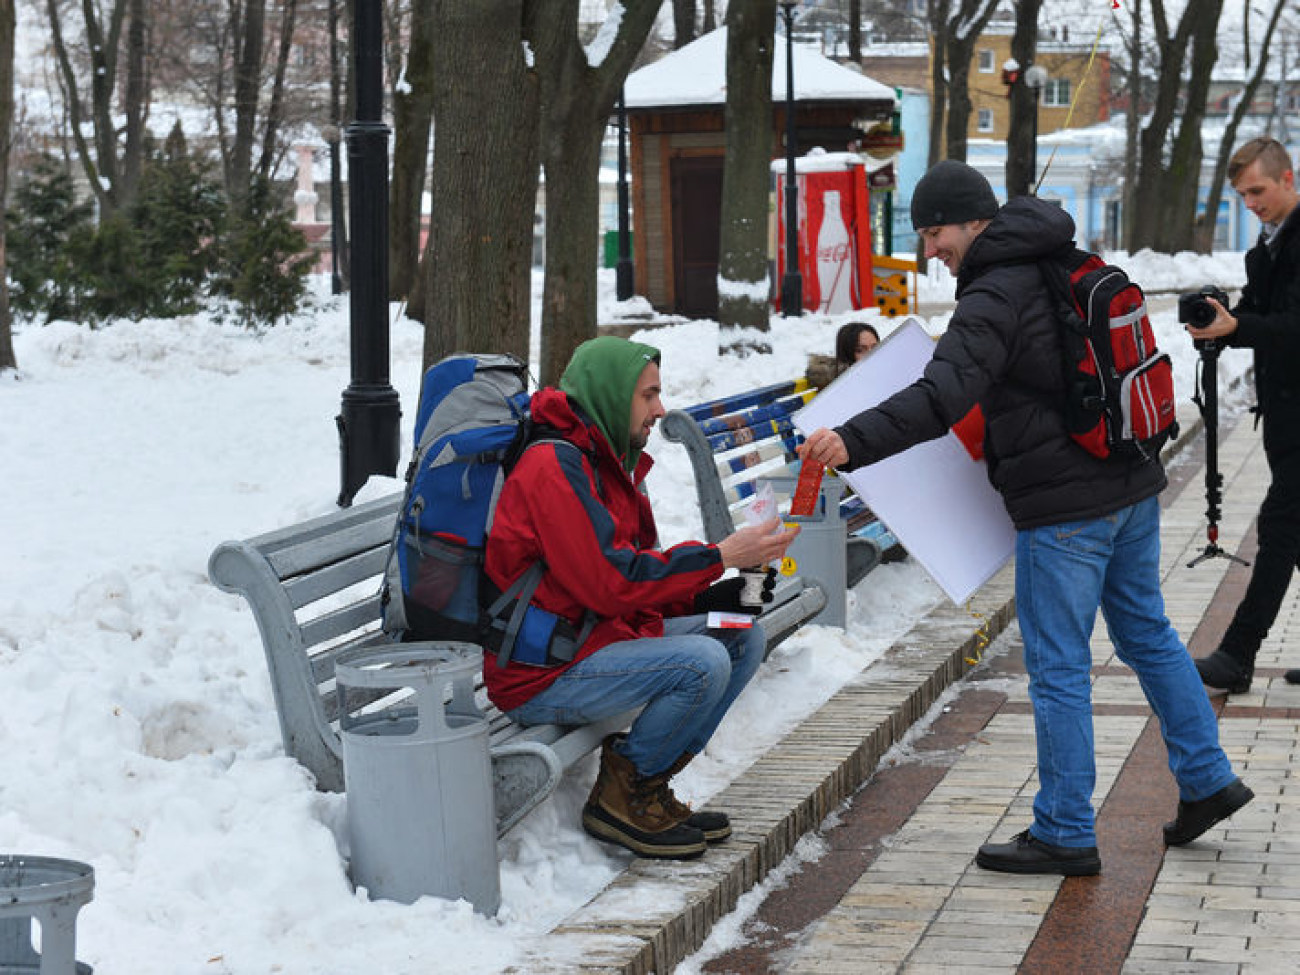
[207,491,827,839]
[660,376,900,610]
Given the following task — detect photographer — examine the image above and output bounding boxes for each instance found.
[1189,137,1300,693]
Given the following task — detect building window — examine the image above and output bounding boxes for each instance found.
[1043,78,1071,107]
[978,49,995,73]
[977,108,994,132]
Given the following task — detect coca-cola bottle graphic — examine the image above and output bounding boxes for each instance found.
[816,189,853,313]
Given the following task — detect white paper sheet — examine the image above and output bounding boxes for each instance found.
[793,317,1015,605]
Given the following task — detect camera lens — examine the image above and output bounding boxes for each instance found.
[1189,300,1216,327]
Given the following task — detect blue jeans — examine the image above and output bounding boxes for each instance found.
[1016,495,1236,848]
[506,614,766,777]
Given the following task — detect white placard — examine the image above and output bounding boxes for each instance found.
[794,317,1015,605]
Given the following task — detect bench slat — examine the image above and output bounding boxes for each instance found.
[283,546,390,610]
[299,595,387,650]
[680,377,810,421]
[265,515,397,582]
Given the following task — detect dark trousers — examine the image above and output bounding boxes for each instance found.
[1222,411,1300,667]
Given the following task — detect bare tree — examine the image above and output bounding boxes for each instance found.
[937,0,1002,163]
[390,0,435,299]
[530,0,664,386]
[1005,0,1043,198]
[1130,0,1225,253]
[849,0,862,62]
[412,0,540,368]
[0,0,14,372]
[718,0,777,330]
[925,0,1000,167]
[673,0,696,48]
[46,0,150,214]
[1194,0,1290,253]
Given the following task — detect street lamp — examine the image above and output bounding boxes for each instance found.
[615,88,634,301]
[336,0,401,508]
[1024,64,1048,190]
[778,1,802,317]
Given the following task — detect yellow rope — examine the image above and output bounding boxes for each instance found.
[1033,9,1112,194]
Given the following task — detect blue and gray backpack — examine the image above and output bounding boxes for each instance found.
[381,353,596,667]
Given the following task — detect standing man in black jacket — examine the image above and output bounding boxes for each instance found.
[799,160,1251,876]
[1191,137,1300,694]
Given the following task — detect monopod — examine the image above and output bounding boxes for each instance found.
[1187,337,1250,569]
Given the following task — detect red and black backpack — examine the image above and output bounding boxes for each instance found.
[1042,249,1178,460]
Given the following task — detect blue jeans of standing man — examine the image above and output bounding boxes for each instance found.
[1016,495,1237,848]
[506,614,766,777]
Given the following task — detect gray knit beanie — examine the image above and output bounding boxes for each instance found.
[910,160,1000,230]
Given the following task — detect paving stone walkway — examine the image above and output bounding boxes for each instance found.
[515,410,1300,974]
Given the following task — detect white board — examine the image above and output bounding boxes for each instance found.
[794,317,1015,605]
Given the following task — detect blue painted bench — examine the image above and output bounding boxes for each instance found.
[660,377,900,598]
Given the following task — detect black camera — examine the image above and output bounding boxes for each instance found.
[1178,285,1230,328]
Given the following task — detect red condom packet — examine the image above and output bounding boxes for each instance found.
[790,460,825,517]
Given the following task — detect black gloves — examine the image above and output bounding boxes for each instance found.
[693,567,777,616]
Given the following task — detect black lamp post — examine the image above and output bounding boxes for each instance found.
[1024,64,1048,190]
[615,89,634,301]
[336,0,401,508]
[778,1,802,317]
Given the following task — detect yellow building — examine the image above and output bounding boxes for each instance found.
[961,28,1111,145]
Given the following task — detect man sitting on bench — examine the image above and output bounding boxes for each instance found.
[484,336,798,860]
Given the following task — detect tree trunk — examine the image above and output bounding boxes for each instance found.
[926,0,951,166]
[1194,0,1287,253]
[942,0,1002,164]
[418,0,540,370]
[1122,0,1141,250]
[673,0,696,48]
[718,0,776,330]
[390,0,435,300]
[532,0,663,387]
[119,0,148,208]
[46,0,128,215]
[256,0,300,186]
[849,0,861,63]
[1132,0,1225,253]
[329,0,350,291]
[229,0,266,209]
[1005,0,1042,198]
[0,0,14,372]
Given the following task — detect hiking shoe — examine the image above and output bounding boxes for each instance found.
[1286,669,1300,684]
[582,737,708,860]
[1195,650,1253,694]
[976,830,1100,876]
[1163,778,1254,846]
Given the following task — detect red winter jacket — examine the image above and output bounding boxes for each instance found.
[482,388,724,712]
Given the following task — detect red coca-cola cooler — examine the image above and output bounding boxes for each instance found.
[771,151,875,314]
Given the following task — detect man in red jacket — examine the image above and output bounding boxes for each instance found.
[484,336,798,860]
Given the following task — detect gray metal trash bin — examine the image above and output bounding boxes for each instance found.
[336,643,499,915]
[766,475,848,628]
[0,854,95,975]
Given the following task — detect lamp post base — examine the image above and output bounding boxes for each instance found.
[781,273,803,318]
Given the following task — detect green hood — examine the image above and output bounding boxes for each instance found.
[559,336,661,472]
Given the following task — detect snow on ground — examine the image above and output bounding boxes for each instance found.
[1,253,1252,973]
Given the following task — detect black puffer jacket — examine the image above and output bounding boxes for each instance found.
[834,196,1166,530]
[1229,209,1300,422]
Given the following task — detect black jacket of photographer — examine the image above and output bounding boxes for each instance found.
[833,196,1166,530]
[1229,206,1300,430]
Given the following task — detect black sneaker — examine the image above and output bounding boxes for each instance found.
[1286,669,1300,685]
[1195,650,1252,694]
[1163,778,1254,846]
[976,830,1101,876]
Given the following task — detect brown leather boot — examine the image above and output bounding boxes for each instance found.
[582,738,707,859]
[663,752,731,842]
